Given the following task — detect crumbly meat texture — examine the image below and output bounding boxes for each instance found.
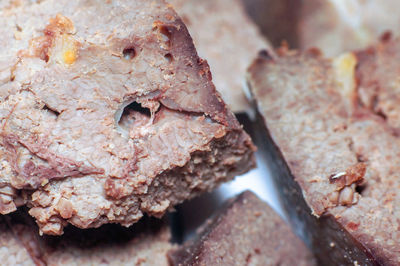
[169,0,272,113]
[0,0,255,235]
[168,191,316,266]
[0,212,172,265]
[248,41,400,265]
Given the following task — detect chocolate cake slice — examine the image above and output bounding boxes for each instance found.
[168,191,316,266]
[1,212,172,265]
[169,0,272,113]
[248,41,400,265]
[0,0,255,235]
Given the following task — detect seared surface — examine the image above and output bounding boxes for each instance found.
[0,0,255,235]
[168,191,315,266]
[170,0,272,113]
[0,212,172,266]
[249,41,400,265]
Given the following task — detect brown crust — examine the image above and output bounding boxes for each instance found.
[170,0,273,112]
[0,0,255,234]
[2,211,172,265]
[168,191,315,266]
[248,42,400,264]
[252,113,379,265]
[156,14,240,129]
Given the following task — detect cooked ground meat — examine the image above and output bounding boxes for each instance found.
[168,191,316,266]
[169,0,272,113]
[0,0,255,235]
[248,40,400,265]
[0,212,172,265]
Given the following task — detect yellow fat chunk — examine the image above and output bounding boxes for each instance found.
[52,34,79,65]
[61,35,78,65]
[333,52,357,101]
[63,46,77,65]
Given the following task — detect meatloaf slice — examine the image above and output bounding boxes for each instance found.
[169,0,272,113]
[0,0,255,235]
[248,42,400,265]
[1,212,172,265]
[168,191,316,266]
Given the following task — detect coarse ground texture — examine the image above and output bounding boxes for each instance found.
[169,0,272,113]
[248,40,400,265]
[0,0,255,235]
[0,212,172,265]
[168,191,316,266]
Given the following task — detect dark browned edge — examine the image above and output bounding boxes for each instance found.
[167,191,254,266]
[3,209,169,265]
[253,111,382,266]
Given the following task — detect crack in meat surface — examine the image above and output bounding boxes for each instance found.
[0,0,255,235]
